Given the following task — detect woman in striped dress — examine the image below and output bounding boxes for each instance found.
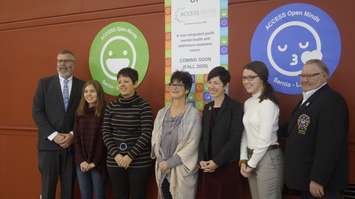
[102,67,153,199]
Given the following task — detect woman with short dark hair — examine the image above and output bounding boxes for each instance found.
[151,71,201,199]
[102,67,153,199]
[198,66,244,199]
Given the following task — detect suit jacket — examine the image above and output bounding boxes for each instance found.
[199,95,243,167]
[285,84,349,191]
[32,75,84,151]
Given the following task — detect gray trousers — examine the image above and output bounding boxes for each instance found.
[248,148,283,199]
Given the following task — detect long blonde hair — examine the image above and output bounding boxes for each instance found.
[76,80,105,117]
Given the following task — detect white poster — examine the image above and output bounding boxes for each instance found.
[165,0,228,109]
[171,0,221,74]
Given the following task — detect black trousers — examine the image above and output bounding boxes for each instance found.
[107,166,152,199]
[301,191,344,199]
[161,178,173,199]
[38,149,74,199]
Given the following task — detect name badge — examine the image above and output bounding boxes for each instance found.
[297,114,310,135]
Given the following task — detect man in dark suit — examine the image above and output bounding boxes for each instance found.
[32,49,84,199]
[285,59,349,199]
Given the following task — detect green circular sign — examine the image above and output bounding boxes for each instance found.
[89,22,149,96]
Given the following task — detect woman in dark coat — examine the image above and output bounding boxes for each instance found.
[198,66,244,199]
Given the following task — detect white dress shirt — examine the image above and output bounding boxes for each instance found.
[47,75,74,141]
[301,83,327,105]
[240,92,280,168]
[59,75,73,97]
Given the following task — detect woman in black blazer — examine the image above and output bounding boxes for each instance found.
[198,66,244,199]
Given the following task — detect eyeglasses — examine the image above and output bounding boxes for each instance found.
[57,59,74,64]
[242,75,258,81]
[169,83,185,88]
[299,72,321,78]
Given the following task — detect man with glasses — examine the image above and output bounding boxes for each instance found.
[32,49,84,199]
[285,59,349,199]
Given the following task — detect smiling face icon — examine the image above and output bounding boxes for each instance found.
[267,21,323,76]
[89,22,150,96]
[106,49,130,74]
[100,36,137,80]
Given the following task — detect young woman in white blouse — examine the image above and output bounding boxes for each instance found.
[239,61,283,199]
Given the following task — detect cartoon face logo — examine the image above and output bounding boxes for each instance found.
[89,22,150,96]
[250,3,341,95]
[267,21,323,76]
[100,36,137,80]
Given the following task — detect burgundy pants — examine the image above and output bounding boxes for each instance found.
[197,162,244,199]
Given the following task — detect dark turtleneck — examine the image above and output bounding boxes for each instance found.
[102,93,154,168]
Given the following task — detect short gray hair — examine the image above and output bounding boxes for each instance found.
[305,59,329,75]
[58,49,75,57]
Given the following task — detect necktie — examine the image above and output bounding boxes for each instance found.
[63,79,69,111]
